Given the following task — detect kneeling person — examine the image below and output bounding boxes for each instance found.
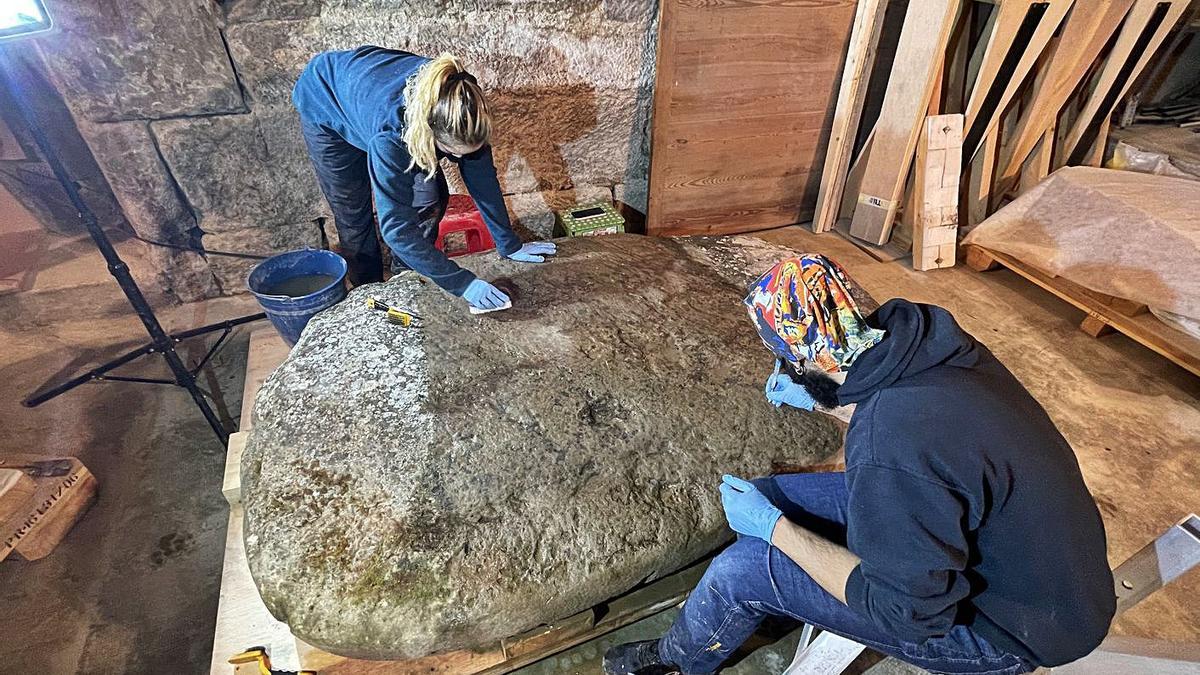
[606,255,1115,675]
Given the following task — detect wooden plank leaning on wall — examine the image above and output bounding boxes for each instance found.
[1059,0,1194,167]
[812,0,888,234]
[848,0,960,246]
[646,0,858,236]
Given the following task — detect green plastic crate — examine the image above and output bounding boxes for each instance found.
[556,201,625,237]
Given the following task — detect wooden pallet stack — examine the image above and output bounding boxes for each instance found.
[813,0,1195,270]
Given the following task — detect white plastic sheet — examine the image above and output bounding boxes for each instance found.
[963,167,1200,320]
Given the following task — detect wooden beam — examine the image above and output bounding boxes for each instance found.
[1080,314,1115,338]
[965,126,998,227]
[912,114,963,271]
[1059,0,1192,165]
[848,0,960,245]
[965,0,1075,156]
[997,1,1135,186]
[813,0,888,233]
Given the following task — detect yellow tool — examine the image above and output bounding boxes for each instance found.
[229,647,316,675]
[366,297,423,327]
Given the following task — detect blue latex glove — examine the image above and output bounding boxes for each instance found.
[506,241,557,263]
[765,359,816,411]
[462,278,510,310]
[719,474,783,543]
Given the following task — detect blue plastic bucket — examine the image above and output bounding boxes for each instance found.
[247,249,348,346]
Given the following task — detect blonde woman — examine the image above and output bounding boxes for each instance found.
[293,46,555,311]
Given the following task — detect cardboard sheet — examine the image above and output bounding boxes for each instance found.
[963,167,1200,320]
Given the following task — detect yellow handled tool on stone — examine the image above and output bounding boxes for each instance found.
[366,297,423,327]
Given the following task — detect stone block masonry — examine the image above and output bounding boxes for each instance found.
[26,0,660,301]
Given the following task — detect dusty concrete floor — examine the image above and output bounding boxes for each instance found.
[0,184,261,673]
[1,194,1196,673]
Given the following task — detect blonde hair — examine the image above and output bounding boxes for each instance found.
[403,53,493,179]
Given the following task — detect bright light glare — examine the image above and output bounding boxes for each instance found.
[0,0,51,39]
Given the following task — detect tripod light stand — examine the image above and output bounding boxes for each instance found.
[2,1,264,444]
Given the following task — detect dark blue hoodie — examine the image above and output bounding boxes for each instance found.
[838,299,1115,667]
[292,47,523,294]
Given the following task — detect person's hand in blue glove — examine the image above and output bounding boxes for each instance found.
[719,474,784,543]
[506,241,557,263]
[765,359,815,411]
[462,278,510,310]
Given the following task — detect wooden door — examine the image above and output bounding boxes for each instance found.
[646,0,858,236]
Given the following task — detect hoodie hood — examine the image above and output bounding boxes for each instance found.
[837,299,983,405]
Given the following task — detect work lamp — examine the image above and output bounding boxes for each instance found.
[1,0,266,443]
[0,0,52,41]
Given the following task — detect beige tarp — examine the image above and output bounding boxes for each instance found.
[963,166,1200,320]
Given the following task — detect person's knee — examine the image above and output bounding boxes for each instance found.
[704,537,770,600]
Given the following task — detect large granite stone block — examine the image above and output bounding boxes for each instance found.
[36,0,245,121]
[151,109,327,234]
[242,234,843,659]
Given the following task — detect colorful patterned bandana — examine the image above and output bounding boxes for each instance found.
[743,254,885,373]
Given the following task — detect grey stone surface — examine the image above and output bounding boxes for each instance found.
[505,184,613,239]
[151,109,328,234]
[82,120,220,301]
[203,221,325,294]
[241,234,843,659]
[36,0,245,122]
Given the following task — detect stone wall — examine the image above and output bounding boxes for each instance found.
[27,0,659,300]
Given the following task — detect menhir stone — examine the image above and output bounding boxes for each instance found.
[242,234,843,659]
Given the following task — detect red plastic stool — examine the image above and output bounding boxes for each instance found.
[436,194,495,257]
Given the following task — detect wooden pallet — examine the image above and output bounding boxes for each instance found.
[963,244,1200,377]
[211,328,707,673]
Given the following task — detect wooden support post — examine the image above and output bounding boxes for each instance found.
[813,0,887,233]
[963,244,1000,271]
[913,114,963,271]
[848,0,959,246]
[1080,314,1116,338]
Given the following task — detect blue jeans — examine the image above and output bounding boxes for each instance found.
[659,473,1035,674]
[299,120,447,285]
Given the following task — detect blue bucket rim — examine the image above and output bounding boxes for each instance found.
[247,248,347,302]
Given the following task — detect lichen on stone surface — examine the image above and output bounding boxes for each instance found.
[242,234,843,659]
